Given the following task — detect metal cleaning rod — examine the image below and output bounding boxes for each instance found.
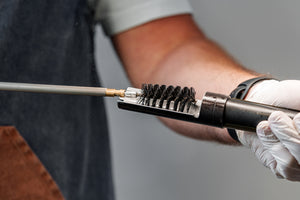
[0,82,125,97]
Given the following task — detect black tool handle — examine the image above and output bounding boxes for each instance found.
[199,92,300,132]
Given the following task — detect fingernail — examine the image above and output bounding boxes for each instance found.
[257,121,270,132]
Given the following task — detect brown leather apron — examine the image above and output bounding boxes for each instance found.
[0,126,64,200]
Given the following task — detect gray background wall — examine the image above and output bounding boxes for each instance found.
[95,1,300,199]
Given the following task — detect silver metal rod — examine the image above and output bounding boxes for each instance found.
[0,82,109,96]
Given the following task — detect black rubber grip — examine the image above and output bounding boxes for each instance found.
[200,92,300,131]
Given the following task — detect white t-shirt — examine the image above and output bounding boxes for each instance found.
[89,0,192,35]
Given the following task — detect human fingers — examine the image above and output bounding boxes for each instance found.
[256,121,283,178]
[269,111,300,164]
[267,111,300,181]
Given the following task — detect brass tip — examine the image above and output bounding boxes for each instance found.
[106,89,125,97]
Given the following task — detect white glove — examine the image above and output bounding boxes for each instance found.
[237,79,300,181]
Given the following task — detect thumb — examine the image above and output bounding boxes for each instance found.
[256,121,283,178]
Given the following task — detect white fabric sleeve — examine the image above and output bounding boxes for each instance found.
[94,0,192,35]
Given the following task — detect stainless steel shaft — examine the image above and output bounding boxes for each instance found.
[0,82,125,97]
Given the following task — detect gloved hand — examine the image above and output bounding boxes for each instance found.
[237,79,300,181]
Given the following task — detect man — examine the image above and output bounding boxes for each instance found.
[0,0,300,199]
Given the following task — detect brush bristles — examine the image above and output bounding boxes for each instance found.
[139,84,196,113]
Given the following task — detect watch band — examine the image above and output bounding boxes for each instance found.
[227,76,275,142]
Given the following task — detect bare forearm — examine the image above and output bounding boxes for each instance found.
[113,15,258,144]
[144,39,258,144]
